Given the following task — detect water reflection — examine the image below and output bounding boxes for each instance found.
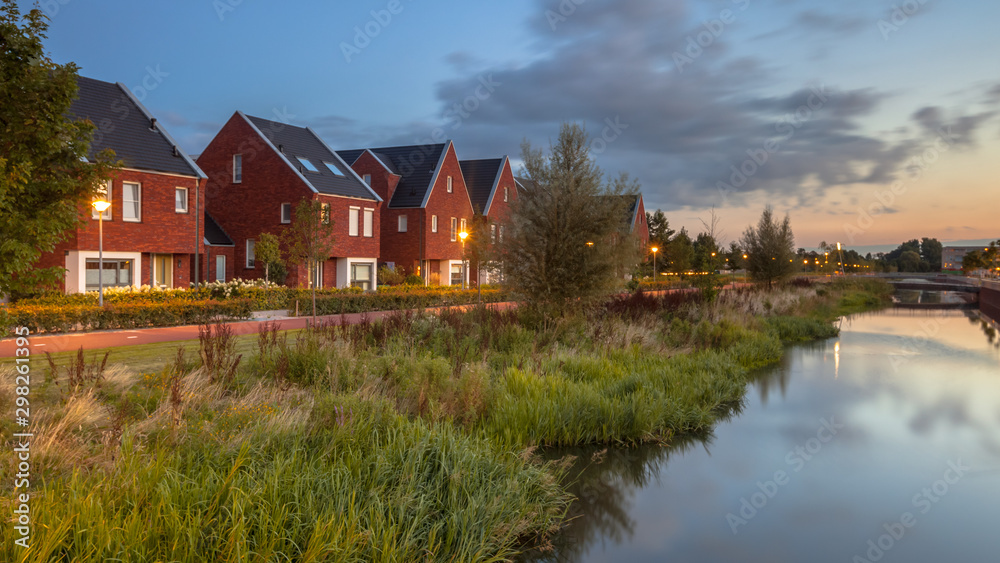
[519,310,1000,563]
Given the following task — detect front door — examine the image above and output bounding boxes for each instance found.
[215,255,226,282]
[153,254,173,288]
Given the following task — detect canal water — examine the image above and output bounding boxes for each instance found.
[523,308,1000,562]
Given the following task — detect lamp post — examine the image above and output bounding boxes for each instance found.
[836,242,846,276]
[651,246,659,282]
[459,231,468,290]
[92,199,111,307]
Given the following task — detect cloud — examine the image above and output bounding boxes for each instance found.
[794,10,866,35]
[911,106,996,148]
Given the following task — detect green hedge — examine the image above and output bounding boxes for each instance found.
[299,288,508,316]
[4,299,253,334]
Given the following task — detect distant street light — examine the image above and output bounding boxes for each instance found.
[92,199,111,307]
[459,231,468,290]
[651,246,659,281]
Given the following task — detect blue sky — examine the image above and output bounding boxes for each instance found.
[31,0,1000,251]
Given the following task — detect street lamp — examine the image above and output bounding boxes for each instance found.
[92,199,111,307]
[459,230,468,290]
[836,242,846,276]
[651,246,659,282]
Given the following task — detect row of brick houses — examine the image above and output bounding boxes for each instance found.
[37,77,649,293]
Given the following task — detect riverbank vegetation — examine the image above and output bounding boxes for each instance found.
[0,278,890,561]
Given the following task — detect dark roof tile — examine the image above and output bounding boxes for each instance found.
[337,143,448,208]
[459,158,504,215]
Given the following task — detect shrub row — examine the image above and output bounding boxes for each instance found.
[3,299,253,334]
[300,288,508,315]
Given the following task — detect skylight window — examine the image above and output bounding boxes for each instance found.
[296,157,319,172]
[324,162,345,176]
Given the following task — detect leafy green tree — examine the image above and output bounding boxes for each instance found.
[898,250,922,272]
[282,199,335,324]
[740,206,797,288]
[920,237,943,271]
[667,228,694,277]
[464,217,497,289]
[962,250,985,275]
[646,209,675,248]
[0,2,119,296]
[254,232,282,283]
[500,123,639,315]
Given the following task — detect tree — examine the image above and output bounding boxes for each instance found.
[898,250,922,272]
[962,250,985,275]
[282,199,335,324]
[500,123,639,315]
[667,228,694,277]
[0,2,119,296]
[464,216,497,290]
[254,232,282,283]
[920,237,943,271]
[646,209,675,248]
[740,206,796,288]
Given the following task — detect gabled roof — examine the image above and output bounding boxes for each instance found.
[459,157,507,215]
[336,143,450,208]
[514,176,536,193]
[241,113,381,202]
[71,76,205,179]
[204,212,234,246]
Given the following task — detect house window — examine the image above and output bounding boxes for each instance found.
[92,180,111,220]
[311,261,323,288]
[460,218,467,234]
[450,263,463,286]
[122,182,141,222]
[152,254,173,288]
[398,215,407,232]
[450,217,457,242]
[349,206,360,237]
[491,224,497,244]
[246,239,255,268]
[297,157,319,172]
[499,226,505,242]
[351,262,374,291]
[85,258,132,292]
[363,208,374,237]
[215,255,226,282]
[175,188,188,213]
[281,203,292,223]
[447,176,453,193]
[363,174,371,185]
[504,186,509,202]
[431,215,438,233]
[233,154,242,183]
[324,162,345,176]
[321,203,331,224]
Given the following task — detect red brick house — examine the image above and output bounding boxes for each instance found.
[624,194,650,248]
[337,142,474,286]
[35,76,209,293]
[198,112,383,289]
[459,156,518,285]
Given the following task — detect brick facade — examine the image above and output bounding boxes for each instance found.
[346,142,473,284]
[198,112,381,289]
[36,169,207,292]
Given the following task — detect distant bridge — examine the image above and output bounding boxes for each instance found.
[887,281,980,293]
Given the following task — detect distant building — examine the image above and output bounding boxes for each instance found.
[942,245,992,275]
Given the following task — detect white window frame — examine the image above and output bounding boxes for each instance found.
[447,176,453,193]
[450,217,457,242]
[363,208,374,237]
[215,255,226,282]
[398,214,407,232]
[175,187,188,213]
[281,203,292,224]
[349,206,360,237]
[504,186,508,202]
[122,182,141,222]
[92,180,112,220]
[460,218,467,234]
[246,239,255,269]
[363,174,372,185]
[321,203,331,225]
[233,154,242,183]
[491,224,497,244]
[499,226,505,243]
[431,215,438,233]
